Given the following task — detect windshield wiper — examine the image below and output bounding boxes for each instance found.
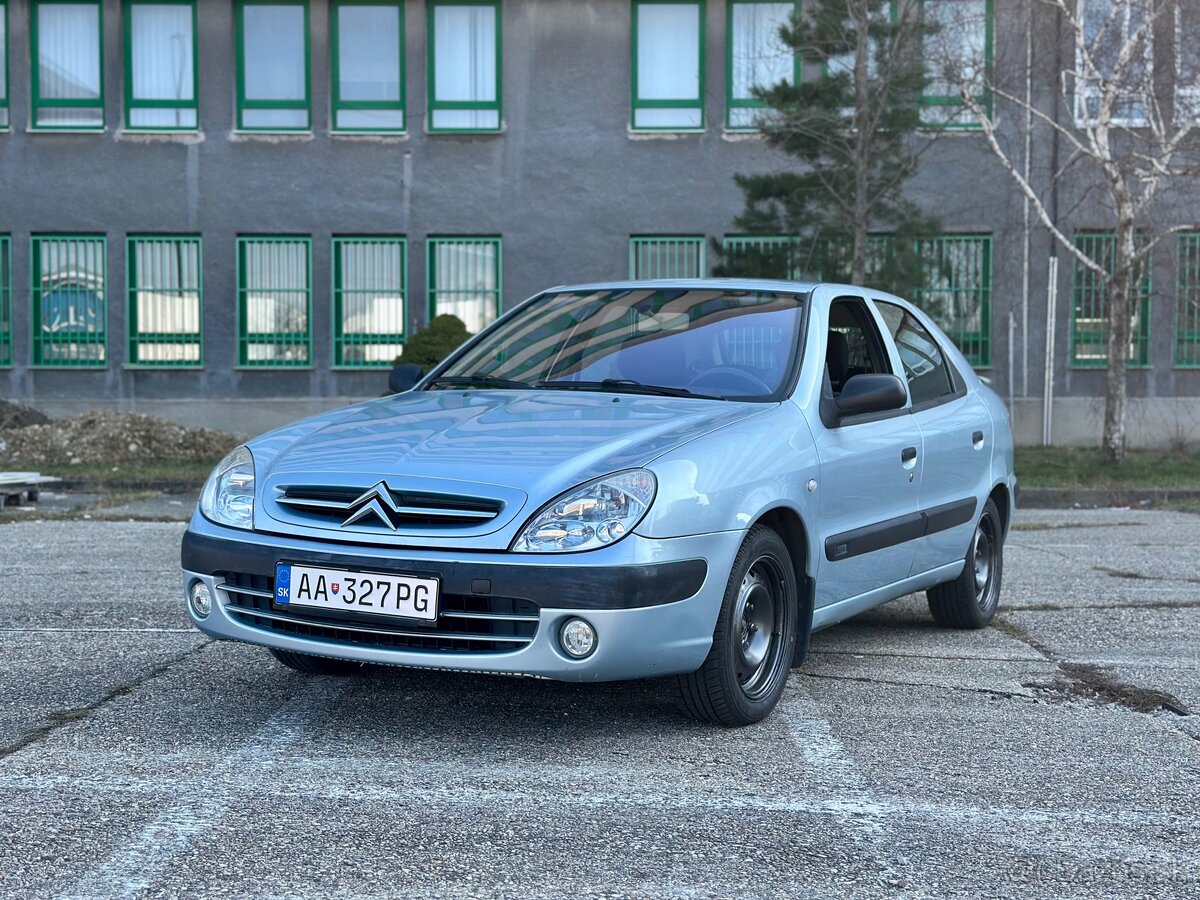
[537,379,725,400]
[427,374,533,390]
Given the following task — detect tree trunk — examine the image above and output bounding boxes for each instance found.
[1102,222,1135,464]
[851,0,870,285]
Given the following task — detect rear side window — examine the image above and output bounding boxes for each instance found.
[876,301,956,406]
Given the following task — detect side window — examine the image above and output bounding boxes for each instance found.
[876,301,956,406]
[825,298,890,395]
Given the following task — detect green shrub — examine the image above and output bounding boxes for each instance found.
[396,315,471,370]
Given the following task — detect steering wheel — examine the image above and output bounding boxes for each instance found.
[687,367,773,396]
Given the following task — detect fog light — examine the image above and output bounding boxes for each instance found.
[560,617,596,659]
[189,581,213,619]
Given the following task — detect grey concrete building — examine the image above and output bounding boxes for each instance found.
[1,0,1198,445]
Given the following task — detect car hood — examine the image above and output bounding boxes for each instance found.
[251,390,771,548]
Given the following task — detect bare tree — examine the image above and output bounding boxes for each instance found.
[937,0,1200,462]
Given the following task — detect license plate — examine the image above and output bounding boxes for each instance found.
[275,563,439,622]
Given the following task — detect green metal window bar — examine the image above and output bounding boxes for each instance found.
[31,0,105,130]
[1071,232,1152,369]
[333,236,408,367]
[237,237,312,367]
[236,0,311,131]
[631,0,705,131]
[1175,232,1200,368]
[629,236,706,279]
[0,236,10,367]
[127,236,203,367]
[919,0,993,130]
[332,0,405,133]
[726,1,800,131]
[426,237,501,334]
[31,235,107,368]
[912,235,991,367]
[123,0,199,131]
[426,0,502,133]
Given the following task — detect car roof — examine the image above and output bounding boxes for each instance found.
[546,278,822,294]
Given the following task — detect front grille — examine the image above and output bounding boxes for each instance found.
[274,484,503,531]
[218,572,539,654]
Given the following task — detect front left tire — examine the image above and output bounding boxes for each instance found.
[927,497,1004,629]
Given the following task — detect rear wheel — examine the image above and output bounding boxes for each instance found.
[927,498,1004,629]
[675,525,798,727]
[269,647,370,676]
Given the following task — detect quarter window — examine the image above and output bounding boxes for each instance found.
[125,0,198,130]
[31,235,107,367]
[876,302,956,406]
[333,237,408,367]
[127,236,202,366]
[826,298,891,396]
[629,236,706,279]
[427,0,501,132]
[236,1,310,131]
[632,0,704,130]
[31,1,104,129]
[332,1,405,132]
[426,237,501,333]
[237,237,312,367]
[0,236,10,366]
[1070,232,1151,368]
[727,1,798,130]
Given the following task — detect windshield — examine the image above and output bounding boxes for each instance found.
[432,288,808,401]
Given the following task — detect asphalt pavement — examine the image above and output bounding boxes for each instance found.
[0,509,1197,898]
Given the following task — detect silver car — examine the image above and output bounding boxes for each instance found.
[182,280,1016,726]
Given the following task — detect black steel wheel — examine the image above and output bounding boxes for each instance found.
[927,497,1004,629]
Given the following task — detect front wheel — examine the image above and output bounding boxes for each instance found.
[269,647,371,676]
[675,526,799,727]
[926,498,1004,629]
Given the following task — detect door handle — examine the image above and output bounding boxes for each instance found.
[901,446,918,463]
[972,430,985,447]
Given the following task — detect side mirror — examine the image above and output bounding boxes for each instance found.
[388,363,426,394]
[834,373,907,418]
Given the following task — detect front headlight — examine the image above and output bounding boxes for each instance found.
[199,446,256,530]
[511,470,656,553]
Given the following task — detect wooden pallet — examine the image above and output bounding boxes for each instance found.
[0,473,62,510]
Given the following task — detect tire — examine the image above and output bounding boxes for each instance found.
[675,525,799,727]
[927,497,1004,630]
[269,647,370,676]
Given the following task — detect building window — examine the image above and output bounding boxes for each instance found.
[912,235,991,367]
[31,235,107,367]
[427,1,501,133]
[1176,2,1200,120]
[127,236,202,366]
[632,0,704,130]
[921,0,991,129]
[237,237,311,367]
[1076,0,1152,126]
[0,3,9,129]
[0,236,10,367]
[629,236,706,278]
[426,237,501,333]
[236,1,310,131]
[1071,232,1151,368]
[727,1,797,130]
[332,1,404,132]
[1175,232,1200,367]
[124,1,198,130]
[31,1,104,129]
[333,237,407,367]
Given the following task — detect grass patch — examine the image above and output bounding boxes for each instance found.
[1015,447,1200,490]
[28,459,216,486]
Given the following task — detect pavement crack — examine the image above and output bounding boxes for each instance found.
[1023,663,1191,718]
[0,640,212,760]
[1094,565,1200,586]
[1007,599,1200,612]
[1013,521,1146,532]
[798,671,1034,703]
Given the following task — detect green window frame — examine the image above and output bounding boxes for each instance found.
[127,236,202,367]
[31,235,107,368]
[726,1,799,131]
[31,0,105,130]
[235,0,311,132]
[237,236,312,367]
[920,0,993,129]
[426,0,502,133]
[0,236,10,367]
[1070,232,1152,369]
[912,235,991,368]
[1174,232,1200,367]
[332,0,405,133]
[629,236,706,278]
[0,2,10,129]
[333,236,408,368]
[632,0,705,131]
[426,237,501,333]
[123,0,199,131]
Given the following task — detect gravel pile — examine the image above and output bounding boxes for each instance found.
[0,410,240,466]
[0,400,52,430]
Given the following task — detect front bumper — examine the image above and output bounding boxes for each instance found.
[181,515,743,682]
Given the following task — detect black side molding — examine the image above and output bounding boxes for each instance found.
[825,498,977,562]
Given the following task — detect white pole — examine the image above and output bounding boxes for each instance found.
[1022,6,1033,398]
[1043,256,1059,446]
